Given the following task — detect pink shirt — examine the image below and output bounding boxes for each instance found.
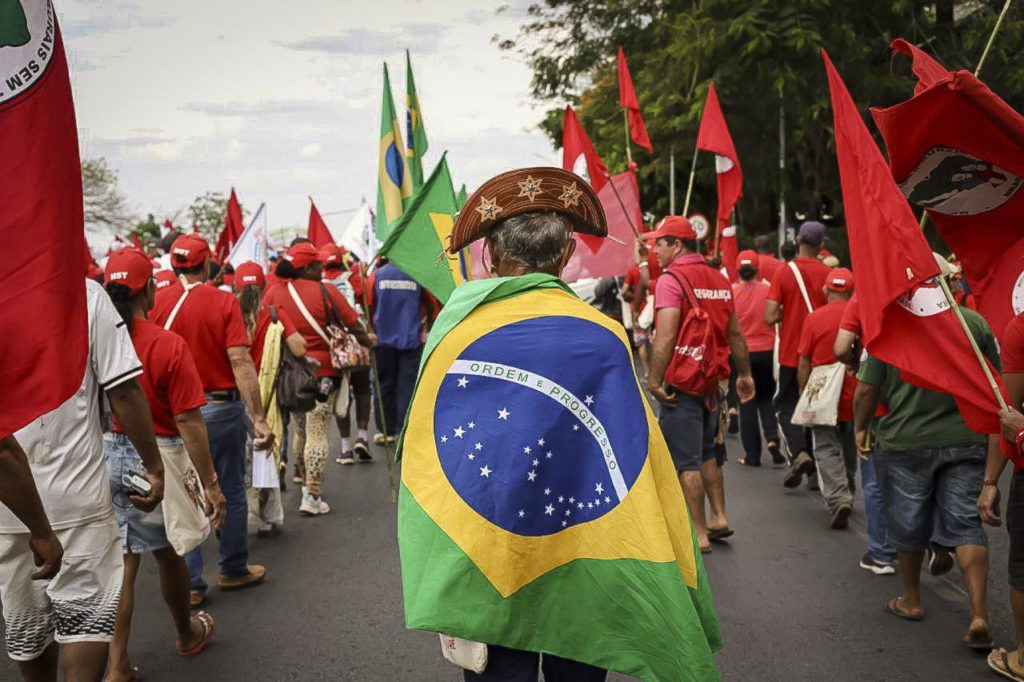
[732,280,775,352]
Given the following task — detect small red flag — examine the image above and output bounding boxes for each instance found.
[871,39,1024,340]
[824,49,1007,439]
[562,106,609,253]
[215,188,244,261]
[696,83,743,254]
[307,199,337,248]
[0,4,88,439]
[617,47,652,152]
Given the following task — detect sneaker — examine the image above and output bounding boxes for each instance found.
[767,441,785,465]
[256,522,281,538]
[925,542,955,576]
[829,502,853,529]
[217,564,266,591]
[353,438,372,462]
[373,433,386,446]
[336,451,355,465]
[783,451,814,488]
[299,494,331,516]
[859,553,896,576]
[292,465,304,484]
[806,474,820,492]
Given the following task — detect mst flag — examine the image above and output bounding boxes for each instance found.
[563,106,609,253]
[398,276,720,681]
[405,50,429,190]
[0,0,88,439]
[871,38,1024,339]
[378,154,470,303]
[377,63,413,240]
[696,83,742,254]
[307,198,336,248]
[617,46,652,152]
[824,50,1005,436]
[215,188,244,261]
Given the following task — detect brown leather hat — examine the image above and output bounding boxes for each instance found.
[448,167,607,254]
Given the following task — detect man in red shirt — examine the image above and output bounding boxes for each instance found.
[732,251,781,466]
[754,235,782,282]
[151,234,271,603]
[765,220,831,489]
[645,216,754,553]
[797,268,857,529]
[623,247,662,377]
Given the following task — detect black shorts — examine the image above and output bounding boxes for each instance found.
[1008,469,1024,591]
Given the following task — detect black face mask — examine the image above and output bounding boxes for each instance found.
[738,266,757,281]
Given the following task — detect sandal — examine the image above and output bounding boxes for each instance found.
[708,527,735,542]
[965,623,995,651]
[178,611,216,657]
[885,596,924,621]
[989,649,1024,681]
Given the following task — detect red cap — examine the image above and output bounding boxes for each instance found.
[737,250,759,269]
[105,248,153,295]
[284,242,319,269]
[641,216,697,241]
[154,270,177,290]
[825,267,854,292]
[234,262,266,289]
[317,243,346,267]
[169,234,211,269]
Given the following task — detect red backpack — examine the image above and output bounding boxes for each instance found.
[663,269,722,397]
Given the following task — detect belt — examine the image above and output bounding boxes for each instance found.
[205,389,240,402]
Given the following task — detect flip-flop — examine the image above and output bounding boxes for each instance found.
[965,627,995,651]
[708,527,735,542]
[989,649,1024,681]
[885,596,924,621]
[178,611,216,657]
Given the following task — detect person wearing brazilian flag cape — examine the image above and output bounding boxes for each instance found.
[397,166,721,681]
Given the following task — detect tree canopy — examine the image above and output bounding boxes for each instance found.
[503,0,1024,251]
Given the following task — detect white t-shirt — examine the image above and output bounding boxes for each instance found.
[0,280,143,533]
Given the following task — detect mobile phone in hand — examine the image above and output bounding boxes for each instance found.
[123,469,152,497]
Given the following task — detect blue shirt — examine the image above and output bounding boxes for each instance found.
[373,263,423,350]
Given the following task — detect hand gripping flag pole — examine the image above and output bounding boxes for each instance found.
[359,261,398,503]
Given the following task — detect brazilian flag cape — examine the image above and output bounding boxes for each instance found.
[397,274,721,681]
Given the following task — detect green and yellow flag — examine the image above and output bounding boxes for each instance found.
[376,63,413,241]
[405,50,429,190]
[456,183,468,210]
[378,154,472,304]
[398,275,721,681]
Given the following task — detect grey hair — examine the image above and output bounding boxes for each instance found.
[486,211,573,275]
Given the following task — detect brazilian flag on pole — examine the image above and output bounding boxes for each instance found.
[378,153,471,304]
[405,50,429,191]
[376,63,413,241]
[456,183,468,210]
[397,276,722,681]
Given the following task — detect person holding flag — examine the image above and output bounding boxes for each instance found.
[398,167,720,680]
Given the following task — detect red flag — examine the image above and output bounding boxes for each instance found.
[214,188,244,261]
[130,231,142,249]
[562,106,609,253]
[871,39,1024,340]
[824,49,1006,438]
[561,170,643,281]
[307,199,337,248]
[0,4,88,439]
[617,47,652,152]
[696,83,742,254]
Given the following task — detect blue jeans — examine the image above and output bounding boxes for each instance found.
[860,452,896,563]
[374,345,422,436]
[185,399,249,591]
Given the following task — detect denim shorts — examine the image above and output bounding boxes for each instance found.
[658,393,718,473]
[105,433,172,555]
[881,443,987,552]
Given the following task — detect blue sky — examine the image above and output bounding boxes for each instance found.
[60,0,557,237]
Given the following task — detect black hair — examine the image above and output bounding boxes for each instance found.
[237,285,262,337]
[160,230,181,254]
[290,237,311,246]
[738,265,758,282]
[105,282,138,335]
[681,238,698,253]
[780,240,797,261]
[172,262,204,276]
[275,258,301,280]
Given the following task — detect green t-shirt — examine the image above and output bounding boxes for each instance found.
[856,308,1000,451]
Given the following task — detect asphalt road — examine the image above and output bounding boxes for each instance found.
[2,428,1015,681]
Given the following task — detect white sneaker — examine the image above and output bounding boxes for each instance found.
[299,494,331,516]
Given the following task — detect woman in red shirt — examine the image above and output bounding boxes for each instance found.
[103,249,227,678]
[262,243,374,516]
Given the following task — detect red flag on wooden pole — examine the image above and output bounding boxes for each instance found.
[696,83,742,256]
[307,198,337,248]
[214,188,243,261]
[0,2,89,438]
[562,106,609,253]
[617,47,652,152]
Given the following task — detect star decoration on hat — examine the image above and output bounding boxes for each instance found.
[559,182,581,208]
[517,175,543,202]
[475,196,503,221]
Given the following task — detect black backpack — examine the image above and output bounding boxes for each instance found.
[269,306,318,413]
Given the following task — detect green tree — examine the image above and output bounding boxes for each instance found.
[503,0,1024,244]
[186,191,249,244]
[134,213,160,240]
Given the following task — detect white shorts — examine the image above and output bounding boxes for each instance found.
[0,515,123,661]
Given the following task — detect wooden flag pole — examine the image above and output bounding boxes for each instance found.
[622,109,633,165]
[682,144,699,215]
[604,171,641,239]
[937,274,1007,410]
[358,261,397,503]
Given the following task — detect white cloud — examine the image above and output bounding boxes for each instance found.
[300,143,321,159]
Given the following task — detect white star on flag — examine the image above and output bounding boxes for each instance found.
[585,395,594,406]
[454,426,465,439]
[538,438,545,446]
[604,496,611,503]
[572,424,580,431]
[558,496,564,503]
[527,470,537,482]
[458,377,469,388]
[594,498,601,506]
[545,504,555,515]
[569,497,575,503]
[544,488,551,495]
[565,509,571,516]
[468,421,476,429]
[441,435,448,443]
[467,453,475,461]
[523,446,531,454]
[498,408,510,420]
[577,502,584,509]
[546,451,554,459]
[480,465,492,478]
[518,510,525,518]
[595,483,604,494]
[562,520,568,527]
[474,442,483,451]
[587,502,593,509]
[532,458,539,466]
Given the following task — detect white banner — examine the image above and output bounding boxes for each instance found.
[337,204,378,263]
[227,202,268,270]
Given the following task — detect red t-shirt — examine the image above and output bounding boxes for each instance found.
[151,282,251,391]
[249,305,299,370]
[113,318,206,436]
[797,299,855,422]
[768,257,831,367]
[758,254,782,282]
[655,254,736,382]
[839,293,861,336]
[262,278,360,377]
[1002,312,1024,373]
[732,280,775,353]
